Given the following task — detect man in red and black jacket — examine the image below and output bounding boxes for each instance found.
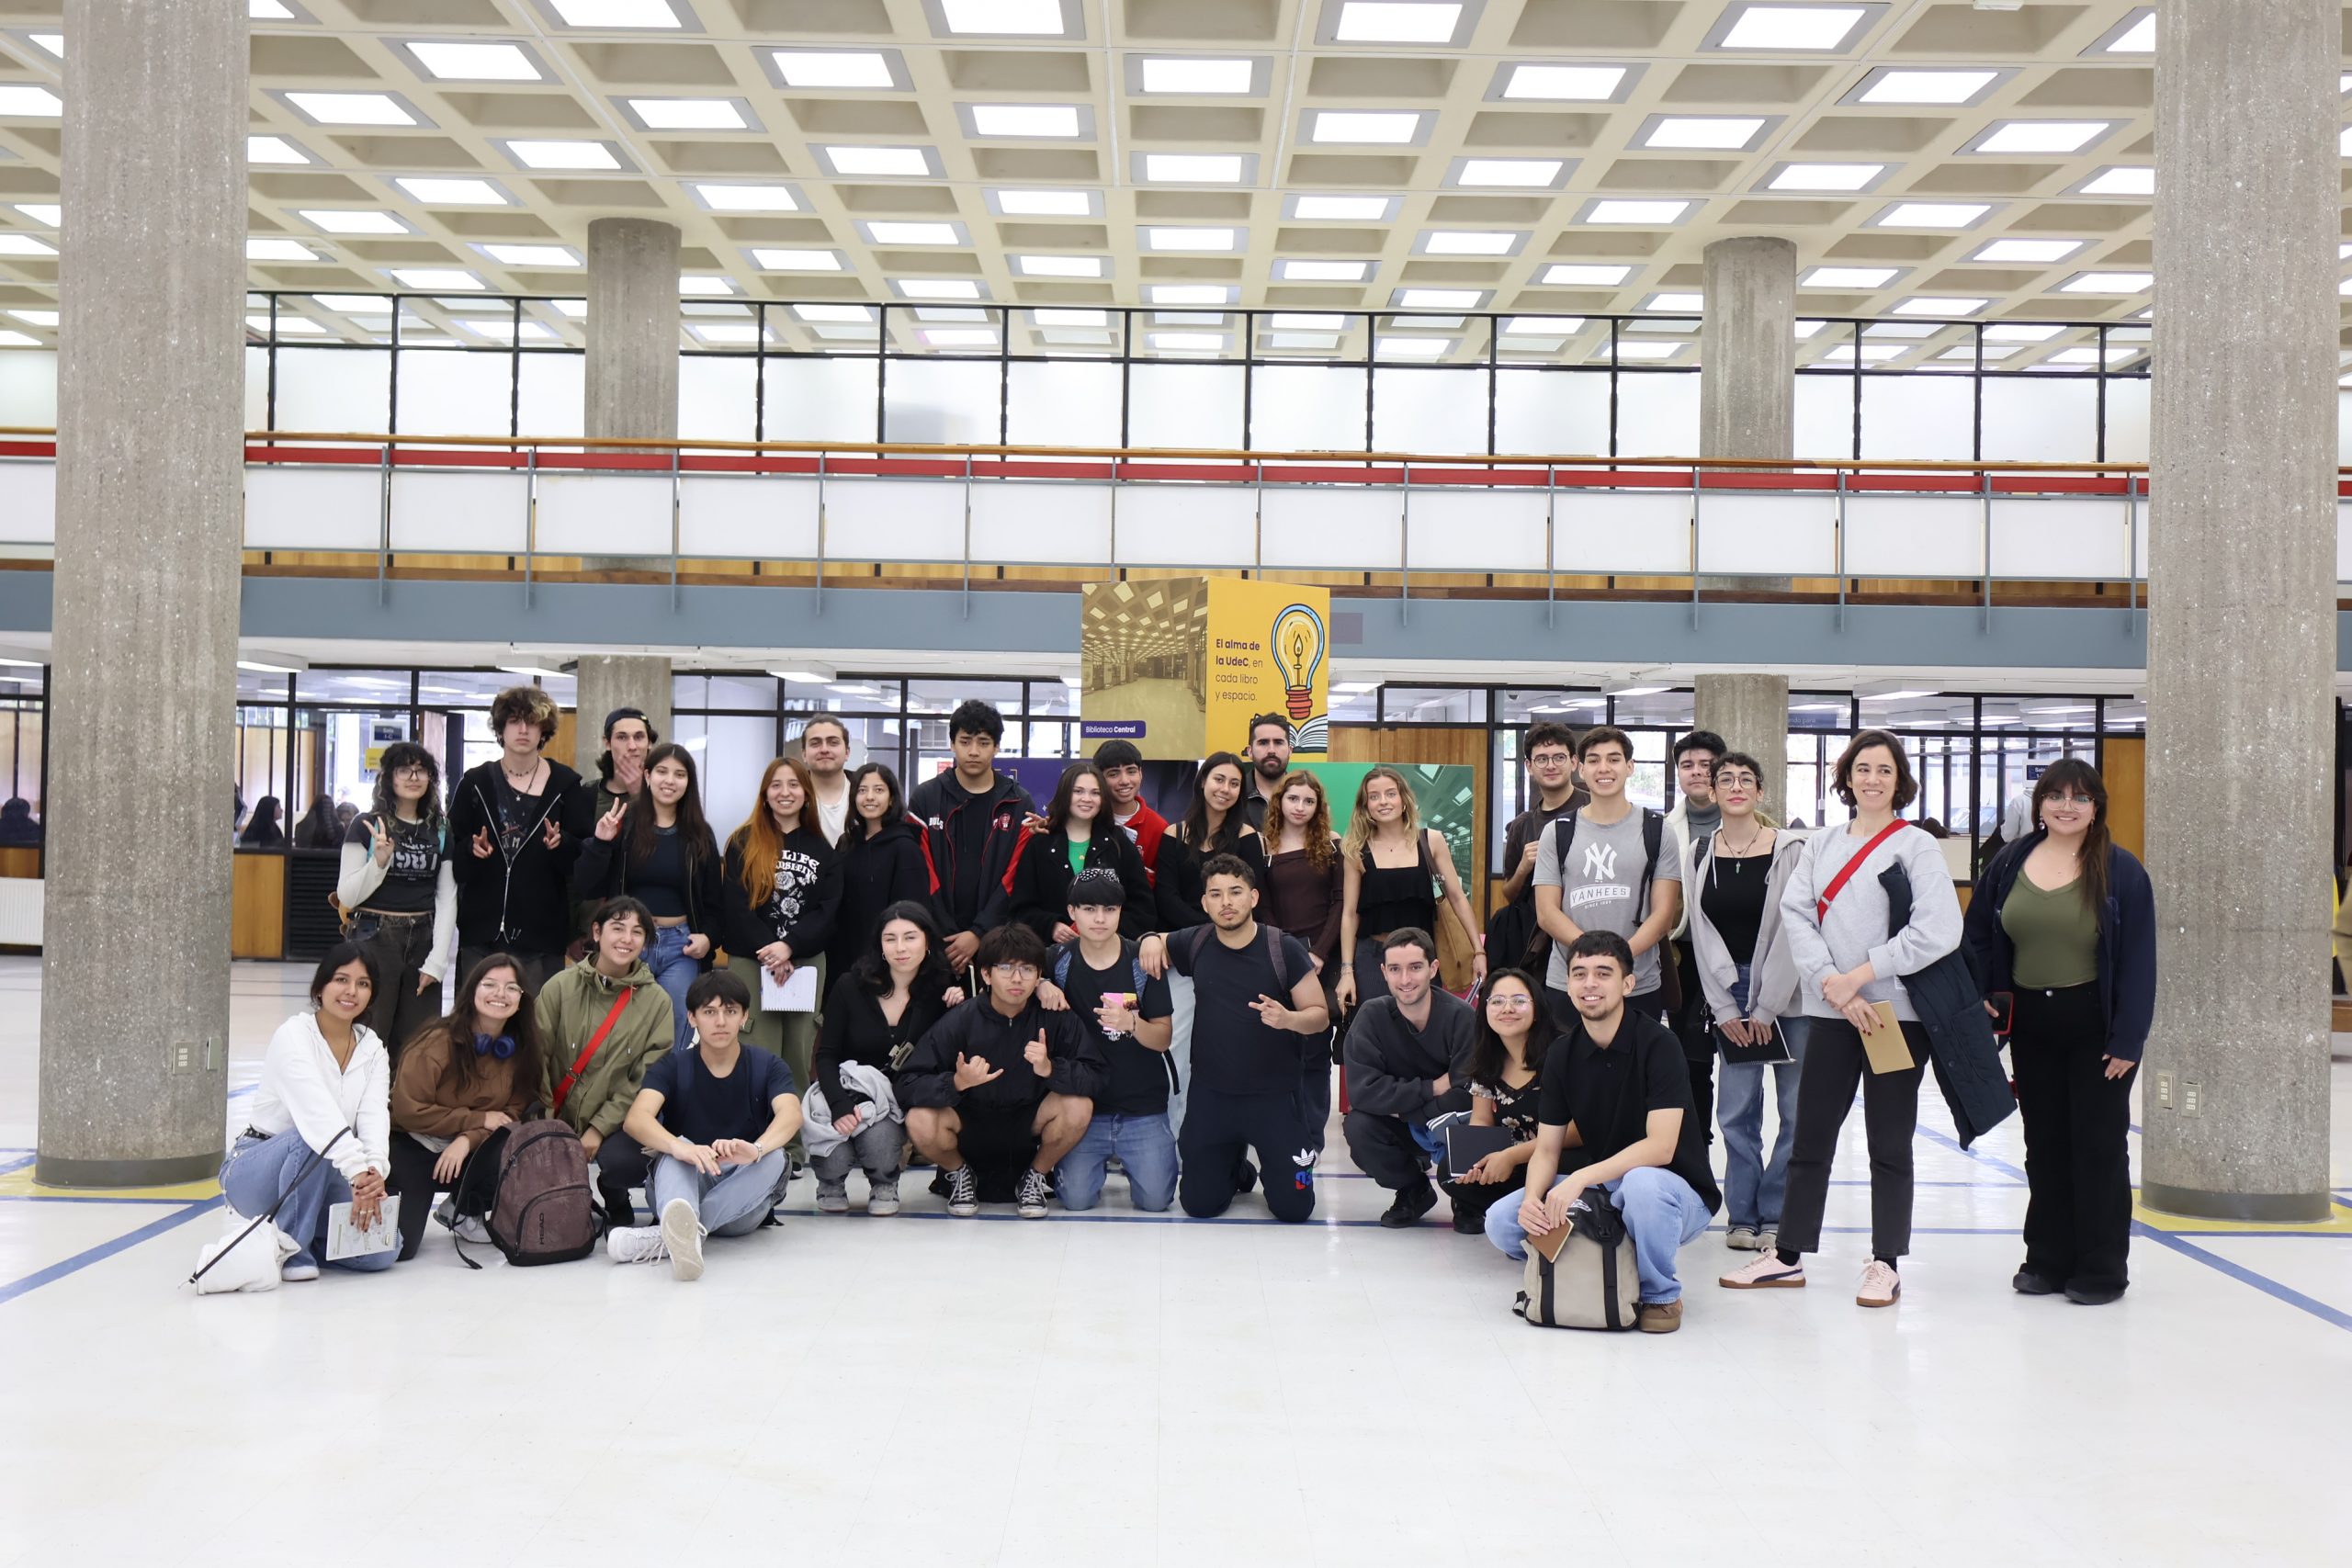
[1092,739,1170,886]
[908,699,1035,974]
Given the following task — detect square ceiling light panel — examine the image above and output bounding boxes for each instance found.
[752,248,846,272]
[1285,193,1402,220]
[959,103,1091,139]
[1871,201,1994,230]
[1893,296,1987,316]
[478,243,582,267]
[1306,109,1430,145]
[816,145,944,178]
[1448,157,1572,188]
[1611,340,1684,361]
[395,177,514,206]
[2058,271,2154,294]
[387,268,483,290]
[1391,288,1487,309]
[893,278,987,299]
[2086,7,2154,53]
[501,140,628,171]
[1705,4,1881,51]
[795,304,875,322]
[1982,322,2066,342]
[988,187,1102,217]
[536,1,690,27]
[1374,337,1453,359]
[300,209,410,235]
[246,238,319,262]
[692,183,807,211]
[1134,152,1255,184]
[0,85,62,116]
[1542,263,1634,286]
[1017,254,1106,276]
[1491,62,1636,102]
[1963,120,2116,156]
[1844,67,2008,107]
[862,220,967,245]
[1274,259,1372,281]
[1129,56,1266,96]
[923,0,1083,38]
[1576,198,1694,225]
[1802,265,1901,288]
[398,39,547,81]
[248,135,310,164]
[1971,237,2086,264]
[278,91,427,127]
[1763,161,1888,192]
[678,274,738,294]
[763,50,910,91]
[11,203,58,226]
[1641,291,1702,311]
[1142,226,1238,251]
[1030,307,1108,326]
[1324,3,1481,46]
[1148,284,1236,305]
[1640,115,1774,152]
[1416,230,1525,256]
[620,97,758,132]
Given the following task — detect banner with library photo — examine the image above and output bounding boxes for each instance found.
[1080,575,1329,759]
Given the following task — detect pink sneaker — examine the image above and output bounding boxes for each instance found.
[1856,1259,1901,1307]
[1720,1252,1805,1289]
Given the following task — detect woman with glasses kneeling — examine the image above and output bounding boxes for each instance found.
[218,942,399,1280]
[1439,968,1558,1235]
[386,953,545,1261]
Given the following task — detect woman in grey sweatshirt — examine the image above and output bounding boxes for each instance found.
[1720,730,1962,1309]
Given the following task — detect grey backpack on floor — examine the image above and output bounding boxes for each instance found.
[1515,1193,1639,1331]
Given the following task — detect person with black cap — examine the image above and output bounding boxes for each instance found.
[1040,867,1176,1211]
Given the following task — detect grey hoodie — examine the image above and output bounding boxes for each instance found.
[1779,822,1962,1022]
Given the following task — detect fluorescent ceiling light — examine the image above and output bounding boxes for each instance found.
[1543,263,1633,285]
[898,278,983,299]
[389,269,481,289]
[2341,126,2352,157]
[286,92,413,126]
[8,310,59,326]
[1455,158,1563,187]
[1983,323,2065,342]
[1295,195,1391,220]
[995,188,1091,215]
[1423,231,1517,255]
[548,0,679,24]
[1280,260,1369,280]
[1645,292,1702,311]
[693,323,763,344]
[312,296,393,313]
[1941,345,2018,361]
[1265,333,1339,351]
[1613,342,1681,360]
[1396,288,1481,308]
[1149,285,1230,305]
[752,249,843,272]
[1860,69,1998,105]
[549,299,588,318]
[1583,200,1689,224]
[1336,3,1463,43]
[938,0,1068,34]
[773,51,894,88]
[914,307,989,321]
[1792,320,1828,338]
[2079,166,2153,197]
[473,244,572,266]
[1504,315,1585,333]
[971,103,1082,137]
[2047,346,2135,364]
[1894,296,1986,316]
[1503,64,1626,100]
[245,238,318,262]
[826,145,932,176]
[1311,110,1421,144]
[695,183,797,212]
[1139,58,1253,94]
[1376,338,1450,359]
[0,330,40,347]
[2101,12,2154,52]
[628,98,747,130]
[27,33,62,57]
[1875,202,1988,228]
[507,140,619,169]
[408,41,540,80]
[1146,226,1237,251]
[390,177,505,206]
[1142,152,1243,182]
[0,85,62,117]
[1151,331,1225,350]
[1975,120,2112,154]
[0,234,56,257]
[1769,162,1883,191]
[1018,254,1102,276]
[1272,313,1348,330]
[1719,5,1869,49]
[923,327,997,347]
[794,303,873,321]
[1971,238,2083,264]
[1645,117,1764,151]
[462,319,554,342]
[299,209,407,235]
[867,220,961,244]
[2061,271,2153,293]
[1803,265,1896,287]
[248,135,309,164]
[1818,344,1904,363]
[250,0,295,15]
[12,204,59,226]
[1033,308,1107,325]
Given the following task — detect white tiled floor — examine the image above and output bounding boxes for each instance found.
[2,958,2348,1567]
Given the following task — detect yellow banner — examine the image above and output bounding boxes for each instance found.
[1204,578,1329,756]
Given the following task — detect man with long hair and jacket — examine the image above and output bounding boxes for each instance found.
[447,684,593,992]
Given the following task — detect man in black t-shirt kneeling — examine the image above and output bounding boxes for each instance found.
[1039,868,1176,1211]
[1140,853,1329,1224]
[1483,931,1722,1334]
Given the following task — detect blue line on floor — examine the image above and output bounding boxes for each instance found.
[0,1198,222,1309]
[1915,1125,2029,1183]
[2131,1224,2352,1334]
[0,1194,197,1206]
[0,1154,33,1179]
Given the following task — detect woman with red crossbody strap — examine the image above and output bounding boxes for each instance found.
[535,896,677,1227]
[1720,730,1964,1309]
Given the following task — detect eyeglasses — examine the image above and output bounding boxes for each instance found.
[394,764,431,778]
[1487,992,1533,1009]
[990,964,1041,982]
[478,982,524,997]
[1527,750,1572,766]
[1714,772,1760,790]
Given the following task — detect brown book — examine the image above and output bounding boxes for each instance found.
[1860,1002,1913,1074]
[1529,1210,1577,1262]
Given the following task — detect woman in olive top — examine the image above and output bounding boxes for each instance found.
[995,761,1156,942]
[1156,751,1265,930]
[825,762,942,993]
[808,901,966,1214]
[338,741,458,1058]
[1441,969,1557,1235]
[720,756,843,1108]
[1334,765,1483,1013]
[1963,758,2154,1305]
[574,742,725,1050]
[385,953,543,1260]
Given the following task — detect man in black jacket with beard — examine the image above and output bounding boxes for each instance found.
[909,699,1035,976]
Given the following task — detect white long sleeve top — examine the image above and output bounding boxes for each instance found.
[245,1010,392,1183]
[335,840,460,985]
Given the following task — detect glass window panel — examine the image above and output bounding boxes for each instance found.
[2103,375,2149,464]
[0,346,59,427]
[1379,686,1478,723]
[1126,363,1244,448]
[1613,370,1699,457]
[2100,698,2144,733]
[1624,728,1668,812]
[671,713,776,844]
[1328,683,1378,724]
[1979,695,2098,732]
[787,677,900,711]
[299,669,413,705]
[245,345,270,432]
[515,351,584,439]
[238,670,292,704]
[1860,372,1973,461]
[1792,370,1856,462]
[415,670,516,705]
[233,705,292,842]
[764,355,880,445]
[293,706,417,823]
[1789,692,1851,730]
[1006,360,1123,448]
[394,347,514,438]
[1251,364,1368,452]
[0,702,43,816]
[883,355,1003,445]
[1980,374,2098,463]
[907,678,1023,716]
[1026,679,1079,716]
[680,354,758,443]
[1492,368,1609,456]
[1609,690,1695,730]
[785,714,902,776]
[1371,367,1489,456]
[276,347,390,433]
[1002,720,1070,760]
[674,673,779,712]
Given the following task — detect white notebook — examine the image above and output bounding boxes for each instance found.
[324,1196,401,1262]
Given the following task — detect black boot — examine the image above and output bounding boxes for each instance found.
[1379,1176,1438,1229]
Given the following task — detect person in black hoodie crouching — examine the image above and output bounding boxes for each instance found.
[908,699,1035,976]
[447,684,592,992]
[1342,929,1476,1229]
[990,761,1156,943]
[899,924,1105,1219]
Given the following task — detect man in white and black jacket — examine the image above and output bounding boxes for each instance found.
[1342,928,1477,1229]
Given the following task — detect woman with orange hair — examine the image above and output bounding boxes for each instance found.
[720,757,843,1122]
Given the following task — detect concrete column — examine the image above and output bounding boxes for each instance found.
[36,0,245,1185]
[572,655,676,782]
[584,217,679,448]
[1700,236,1796,463]
[1694,674,1789,825]
[2141,0,2335,1222]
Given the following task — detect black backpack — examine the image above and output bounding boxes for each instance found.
[1522,807,1666,975]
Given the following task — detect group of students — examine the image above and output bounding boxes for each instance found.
[226,685,2157,1323]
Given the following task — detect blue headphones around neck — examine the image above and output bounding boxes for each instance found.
[471,1033,516,1060]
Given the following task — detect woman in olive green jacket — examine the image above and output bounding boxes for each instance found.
[537,897,676,1225]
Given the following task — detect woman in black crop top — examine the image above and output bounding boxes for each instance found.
[1334,765,1482,1013]
[574,742,723,1055]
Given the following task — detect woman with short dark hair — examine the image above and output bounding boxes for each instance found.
[339,740,457,1056]
[385,953,545,1260]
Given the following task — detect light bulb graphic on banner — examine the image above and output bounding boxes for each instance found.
[1272,601,1325,724]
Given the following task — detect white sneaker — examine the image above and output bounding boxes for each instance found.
[662,1197,707,1282]
[1724,1225,1762,1250]
[1857,1259,1902,1307]
[1719,1252,1806,1290]
[279,1257,320,1282]
[606,1224,667,1266]
[866,1179,900,1217]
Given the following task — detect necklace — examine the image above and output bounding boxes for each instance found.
[501,757,541,789]
[1716,822,1767,857]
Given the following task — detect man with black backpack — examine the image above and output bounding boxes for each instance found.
[1039,868,1177,1212]
[1487,721,1591,977]
[1139,853,1329,1224]
[1486,931,1720,1334]
[1532,726,1682,1032]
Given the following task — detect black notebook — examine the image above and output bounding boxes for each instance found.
[1716,1022,1794,1066]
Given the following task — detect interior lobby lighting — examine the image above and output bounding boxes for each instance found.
[1804,265,1897,287]
[2079,166,2154,196]
[1146,227,1238,251]
[1455,159,1564,187]
[1272,313,1348,329]
[1645,117,1765,150]
[1874,202,1989,228]
[1396,288,1481,308]
[1503,64,1626,100]
[300,209,407,234]
[794,303,873,321]
[286,92,413,126]
[507,140,620,170]
[1279,260,1369,280]
[2059,271,2153,293]
[1894,297,1987,316]
[1149,285,1230,305]
[772,51,895,88]
[1311,111,1422,144]
[1543,264,1633,285]
[245,238,318,262]
[898,278,983,299]
[395,177,509,206]
[2099,9,2154,51]
[548,1,679,25]
[938,0,1069,35]
[1376,338,1450,358]
[409,41,540,80]
[971,104,1082,137]
[1505,316,1585,333]
[1769,163,1883,191]
[1033,308,1108,325]
[388,269,482,289]
[1423,231,1517,255]
[867,221,961,244]
[825,146,932,176]
[1858,68,1999,105]
[1139,58,1254,94]
[1335,3,1464,43]
[1973,120,2112,154]
[995,188,1091,215]
[481,243,579,266]
[1142,153,1243,182]
[752,249,843,272]
[0,85,62,116]
[0,235,56,256]
[1018,254,1103,276]
[1972,238,2083,263]
[248,136,309,164]
[628,98,748,130]
[1582,200,1689,224]
[696,184,797,211]
[1718,5,1870,50]
[1294,195,1390,219]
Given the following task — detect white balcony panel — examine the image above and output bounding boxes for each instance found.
[1404,488,1548,571]
[822,477,965,562]
[0,458,54,544]
[1843,493,1983,579]
[389,469,528,553]
[678,474,818,561]
[1694,491,1838,578]
[2338,500,2352,584]
[248,465,381,550]
[1560,490,1691,574]
[536,471,673,557]
[1990,496,2132,581]
[1110,481,1258,570]
[2133,498,2149,580]
[971,480,1111,567]
[1261,484,1400,570]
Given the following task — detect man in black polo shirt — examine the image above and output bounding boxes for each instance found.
[899,924,1106,1218]
[1483,930,1721,1334]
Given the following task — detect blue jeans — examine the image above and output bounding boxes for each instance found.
[218,1129,398,1273]
[649,1149,787,1237]
[1057,1111,1179,1212]
[1716,964,1810,1232]
[648,925,699,1050]
[1484,1168,1713,1303]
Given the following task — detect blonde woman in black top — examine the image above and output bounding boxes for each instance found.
[1335,765,1482,1013]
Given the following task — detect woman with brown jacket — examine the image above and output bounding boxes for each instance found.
[386,953,546,1260]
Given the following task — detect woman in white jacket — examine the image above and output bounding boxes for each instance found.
[217,942,400,1280]
[1683,753,1809,1255]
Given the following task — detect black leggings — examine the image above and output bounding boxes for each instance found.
[385,1127,509,1261]
[2013,983,2134,1291]
[1179,1087,1317,1224]
[1774,1017,1927,1261]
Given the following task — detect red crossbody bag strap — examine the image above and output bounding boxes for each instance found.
[551,988,635,1117]
[1815,821,1909,923]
